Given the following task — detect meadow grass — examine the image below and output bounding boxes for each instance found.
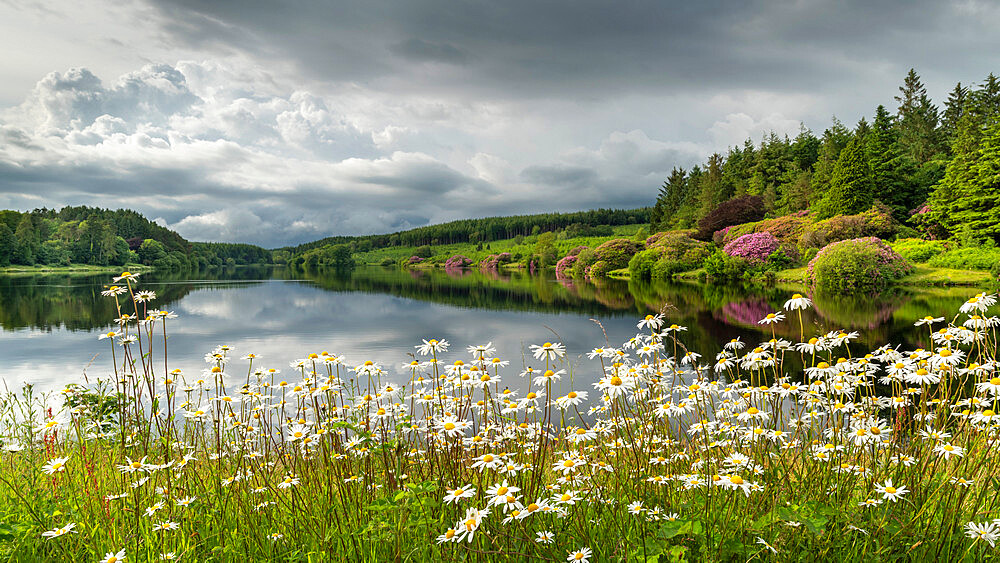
[3,274,1000,561]
[351,225,644,265]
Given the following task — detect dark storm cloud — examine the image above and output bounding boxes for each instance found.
[144,0,999,99]
[389,39,468,65]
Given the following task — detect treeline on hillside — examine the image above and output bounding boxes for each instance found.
[281,208,650,255]
[0,206,272,269]
[651,69,1000,242]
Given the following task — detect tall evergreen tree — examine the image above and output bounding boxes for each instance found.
[942,82,969,144]
[866,105,916,216]
[811,117,853,202]
[791,124,820,171]
[926,114,984,237]
[969,73,1000,125]
[674,165,703,228]
[650,167,687,231]
[894,68,943,163]
[698,153,728,218]
[820,137,873,217]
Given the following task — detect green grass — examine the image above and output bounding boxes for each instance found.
[0,263,153,275]
[352,225,644,265]
[901,264,995,285]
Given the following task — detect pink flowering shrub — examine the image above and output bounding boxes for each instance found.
[723,233,781,264]
[716,216,811,246]
[807,237,912,294]
[407,255,424,265]
[555,253,582,279]
[478,252,512,271]
[444,254,472,269]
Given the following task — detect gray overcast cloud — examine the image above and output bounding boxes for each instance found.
[1,0,998,246]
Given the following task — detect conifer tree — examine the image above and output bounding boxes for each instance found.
[866,105,916,216]
[942,82,969,144]
[895,68,944,163]
[926,114,983,237]
[811,117,852,201]
[820,137,873,217]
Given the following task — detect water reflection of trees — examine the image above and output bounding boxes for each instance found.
[0,267,273,332]
[1,266,978,361]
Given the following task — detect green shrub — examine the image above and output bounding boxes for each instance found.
[629,232,710,280]
[927,246,1000,271]
[588,260,613,278]
[379,257,395,267]
[628,248,663,279]
[571,248,597,277]
[799,205,897,249]
[808,237,913,294]
[704,250,749,281]
[715,215,811,246]
[587,238,643,277]
[889,238,950,264]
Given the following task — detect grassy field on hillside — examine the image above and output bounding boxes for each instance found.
[352,225,644,265]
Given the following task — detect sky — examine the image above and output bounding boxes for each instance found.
[0,0,998,247]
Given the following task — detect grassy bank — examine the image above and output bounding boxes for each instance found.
[0,263,153,275]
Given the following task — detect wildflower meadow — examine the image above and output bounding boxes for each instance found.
[3,272,1000,561]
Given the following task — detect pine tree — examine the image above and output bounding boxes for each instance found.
[964,119,1000,241]
[894,68,944,163]
[970,73,1000,125]
[674,165,703,228]
[926,114,983,236]
[820,137,873,217]
[812,117,853,201]
[697,153,727,219]
[942,82,969,144]
[866,105,916,216]
[650,167,687,231]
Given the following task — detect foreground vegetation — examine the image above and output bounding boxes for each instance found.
[2,273,1000,561]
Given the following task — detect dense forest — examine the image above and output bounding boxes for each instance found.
[650,69,1000,243]
[0,206,271,269]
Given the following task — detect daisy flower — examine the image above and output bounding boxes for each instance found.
[99,550,127,563]
[783,293,812,311]
[42,456,70,475]
[530,342,566,361]
[567,547,592,562]
[41,523,77,539]
[443,485,476,504]
[966,521,1000,547]
[875,479,909,502]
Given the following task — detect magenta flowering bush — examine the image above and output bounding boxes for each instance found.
[807,237,912,294]
[407,255,424,265]
[444,254,472,269]
[555,253,581,279]
[723,232,781,264]
[478,252,512,271]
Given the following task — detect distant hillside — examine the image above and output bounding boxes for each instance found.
[279,207,651,255]
[0,206,271,269]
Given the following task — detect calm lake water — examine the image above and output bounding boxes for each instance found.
[0,266,988,393]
